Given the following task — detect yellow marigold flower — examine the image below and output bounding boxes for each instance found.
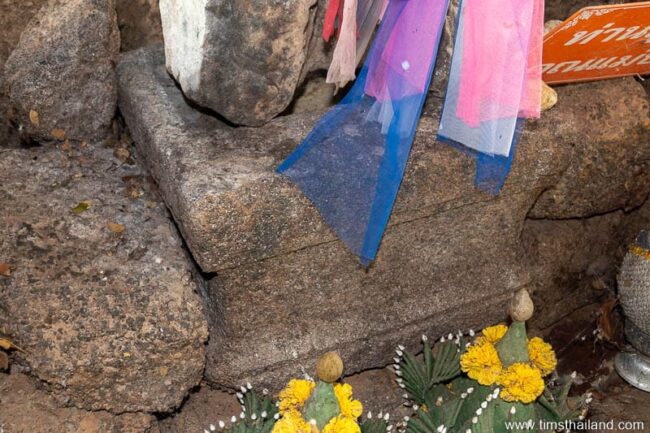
[272,410,312,433]
[323,416,361,433]
[460,341,503,386]
[278,379,316,414]
[528,337,557,377]
[497,363,545,404]
[479,324,508,344]
[333,383,363,419]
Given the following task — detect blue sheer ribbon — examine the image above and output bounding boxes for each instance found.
[278,0,450,265]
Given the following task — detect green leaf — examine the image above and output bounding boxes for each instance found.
[71,200,91,214]
[399,338,465,407]
[361,419,388,433]
[216,390,278,433]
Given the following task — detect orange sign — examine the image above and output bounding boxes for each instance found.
[542,2,650,84]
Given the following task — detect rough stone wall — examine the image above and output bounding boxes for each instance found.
[0,0,48,146]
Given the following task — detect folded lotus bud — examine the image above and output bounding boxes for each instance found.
[510,288,534,322]
[316,351,344,383]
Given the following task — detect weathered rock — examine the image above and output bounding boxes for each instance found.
[118,47,648,389]
[119,47,649,273]
[525,195,650,332]
[289,73,338,115]
[529,78,650,219]
[116,0,163,51]
[0,373,160,433]
[0,141,208,412]
[158,385,241,433]
[205,190,534,390]
[587,381,650,433]
[159,0,319,126]
[0,0,48,69]
[118,46,648,390]
[0,0,49,147]
[344,368,408,419]
[300,0,334,78]
[524,212,634,331]
[3,0,120,143]
[544,0,640,21]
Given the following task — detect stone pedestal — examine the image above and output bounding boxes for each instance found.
[117,46,650,389]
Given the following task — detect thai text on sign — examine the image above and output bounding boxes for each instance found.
[542,2,650,84]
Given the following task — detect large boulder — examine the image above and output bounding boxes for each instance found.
[119,46,647,390]
[0,141,208,413]
[3,0,120,143]
[529,78,650,219]
[159,0,320,126]
[0,373,159,433]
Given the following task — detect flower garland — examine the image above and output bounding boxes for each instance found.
[273,379,363,433]
[460,325,557,404]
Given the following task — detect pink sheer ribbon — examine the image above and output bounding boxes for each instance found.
[456,0,543,128]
